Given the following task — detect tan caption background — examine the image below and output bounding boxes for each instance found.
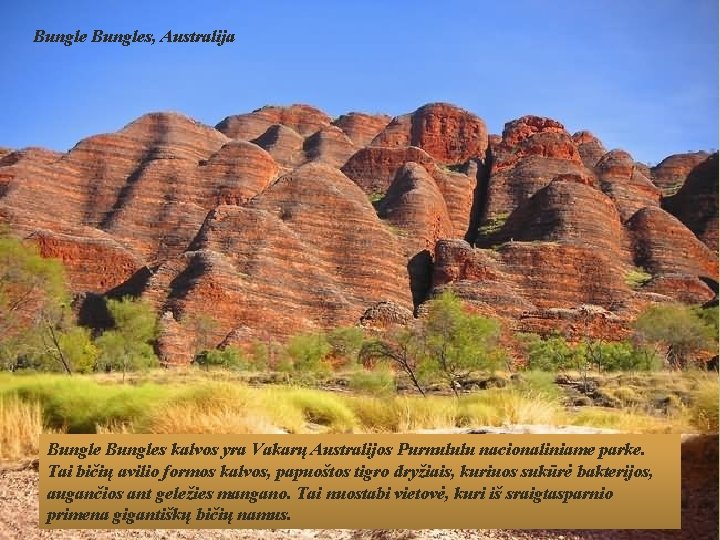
[39,434,680,530]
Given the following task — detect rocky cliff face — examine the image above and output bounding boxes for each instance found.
[652,152,711,196]
[1,103,715,364]
[662,153,719,254]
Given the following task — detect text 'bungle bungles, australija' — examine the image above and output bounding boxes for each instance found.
[32,29,234,47]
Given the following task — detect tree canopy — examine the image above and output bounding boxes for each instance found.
[361,291,503,396]
[95,297,158,380]
[0,232,80,373]
[634,303,716,369]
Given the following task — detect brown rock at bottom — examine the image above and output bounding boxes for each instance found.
[0,103,715,361]
[479,115,597,235]
[379,163,453,254]
[378,163,453,307]
[30,228,145,294]
[479,179,630,263]
[432,239,636,335]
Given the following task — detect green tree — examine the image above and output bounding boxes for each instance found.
[360,325,427,396]
[196,345,246,371]
[591,341,661,372]
[521,333,580,372]
[286,332,332,376]
[19,321,101,375]
[634,304,716,369]
[0,233,67,336]
[422,291,503,396]
[55,327,98,374]
[0,232,92,374]
[328,326,365,367]
[694,305,719,343]
[362,292,504,397]
[95,297,158,381]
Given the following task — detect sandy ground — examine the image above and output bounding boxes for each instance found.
[1,435,716,540]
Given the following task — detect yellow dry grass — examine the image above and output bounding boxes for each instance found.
[0,395,43,461]
[1,370,715,462]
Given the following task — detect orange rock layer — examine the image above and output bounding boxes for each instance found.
[0,103,715,364]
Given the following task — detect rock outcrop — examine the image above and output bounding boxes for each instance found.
[251,124,305,170]
[141,163,413,359]
[572,131,607,169]
[31,229,145,294]
[652,152,711,196]
[595,150,661,221]
[378,163,453,253]
[303,126,356,168]
[0,103,714,364]
[333,113,391,147]
[627,206,717,304]
[341,146,435,195]
[371,103,488,164]
[663,153,719,253]
[478,116,595,238]
[216,104,332,140]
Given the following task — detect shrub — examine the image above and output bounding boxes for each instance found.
[147,383,278,434]
[286,333,332,377]
[624,267,652,289]
[196,346,247,371]
[458,389,563,426]
[591,341,662,372]
[368,192,384,203]
[247,341,270,370]
[345,396,400,432]
[21,327,99,374]
[95,297,159,381]
[694,305,719,343]
[422,291,504,395]
[521,333,582,372]
[0,232,67,346]
[513,370,562,400]
[283,388,356,432]
[328,327,365,367]
[477,213,510,237]
[349,365,395,395]
[634,304,716,369]
[0,375,182,433]
[612,386,642,406]
[58,328,99,374]
[361,292,504,396]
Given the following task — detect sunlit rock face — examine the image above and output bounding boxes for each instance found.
[1,104,714,364]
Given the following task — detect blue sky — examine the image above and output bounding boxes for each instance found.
[1,0,717,164]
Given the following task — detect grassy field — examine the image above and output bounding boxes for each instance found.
[0,369,717,462]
